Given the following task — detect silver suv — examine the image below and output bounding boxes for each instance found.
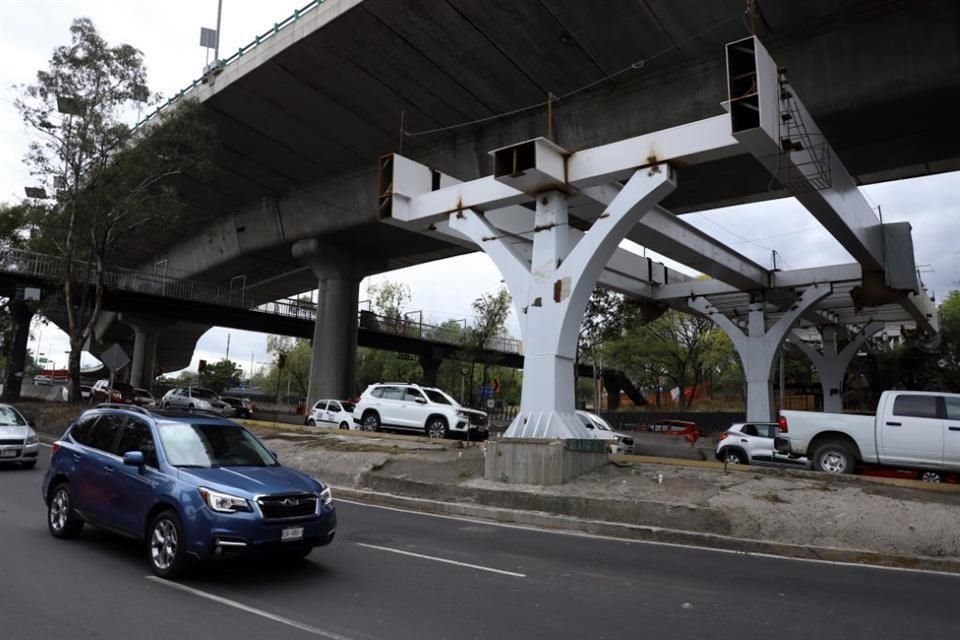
[353,383,488,439]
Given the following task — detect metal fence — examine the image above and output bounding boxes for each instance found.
[0,248,524,355]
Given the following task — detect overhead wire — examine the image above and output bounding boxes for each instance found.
[401,12,746,139]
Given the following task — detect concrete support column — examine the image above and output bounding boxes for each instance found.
[293,240,382,407]
[418,346,447,388]
[792,321,882,413]
[120,314,165,390]
[690,284,832,422]
[1,288,35,402]
[450,165,676,439]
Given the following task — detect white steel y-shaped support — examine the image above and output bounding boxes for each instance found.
[689,284,831,422]
[791,321,882,413]
[451,165,676,438]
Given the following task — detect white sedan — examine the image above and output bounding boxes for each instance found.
[306,399,356,429]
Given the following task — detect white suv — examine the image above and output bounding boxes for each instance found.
[353,383,488,439]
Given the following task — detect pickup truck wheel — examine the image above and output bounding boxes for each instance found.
[722,449,747,465]
[426,417,448,439]
[920,471,942,483]
[812,441,855,474]
[339,421,349,430]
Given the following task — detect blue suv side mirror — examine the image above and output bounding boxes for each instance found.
[123,451,145,468]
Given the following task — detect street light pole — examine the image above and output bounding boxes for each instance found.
[213,0,223,62]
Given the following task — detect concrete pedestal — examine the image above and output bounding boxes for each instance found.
[485,438,609,485]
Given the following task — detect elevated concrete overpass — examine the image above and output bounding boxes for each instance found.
[134,0,958,289]
[22,1,954,426]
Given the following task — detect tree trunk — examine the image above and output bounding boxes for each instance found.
[68,339,83,402]
[1,296,33,402]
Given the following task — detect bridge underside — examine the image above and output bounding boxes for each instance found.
[134,0,959,289]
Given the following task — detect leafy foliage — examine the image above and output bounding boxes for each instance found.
[199,359,242,394]
[15,18,215,401]
[606,309,742,408]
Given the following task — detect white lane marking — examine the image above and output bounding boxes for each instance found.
[337,499,960,579]
[145,576,356,639]
[39,443,51,448]
[355,542,526,578]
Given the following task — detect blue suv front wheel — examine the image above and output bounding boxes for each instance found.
[149,510,191,579]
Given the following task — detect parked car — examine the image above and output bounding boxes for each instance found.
[776,390,960,480]
[133,388,156,407]
[716,422,806,466]
[61,384,93,403]
[638,419,707,445]
[306,399,355,429]
[576,410,634,454]
[33,375,53,386]
[0,403,40,469]
[42,406,337,578]
[353,383,488,439]
[221,396,253,419]
[91,380,135,404]
[160,387,231,415]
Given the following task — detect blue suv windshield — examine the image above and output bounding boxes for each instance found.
[157,422,277,468]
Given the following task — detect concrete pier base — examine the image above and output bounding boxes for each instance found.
[485,438,609,485]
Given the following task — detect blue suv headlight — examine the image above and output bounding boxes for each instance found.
[319,487,332,507]
[198,487,251,513]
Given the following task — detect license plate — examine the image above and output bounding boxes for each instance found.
[281,527,304,542]
[0,449,16,458]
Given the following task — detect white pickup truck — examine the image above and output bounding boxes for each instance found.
[776,390,960,481]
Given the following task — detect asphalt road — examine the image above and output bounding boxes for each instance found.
[2,448,958,640]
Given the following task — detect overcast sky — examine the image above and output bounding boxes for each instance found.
[1,1,957,376]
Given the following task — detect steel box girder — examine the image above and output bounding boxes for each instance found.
[379,115,739,227]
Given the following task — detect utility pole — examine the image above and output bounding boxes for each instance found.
[225,332,231,361]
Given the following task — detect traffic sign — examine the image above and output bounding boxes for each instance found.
[100,343,130,372]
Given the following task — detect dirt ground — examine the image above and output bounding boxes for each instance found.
[17,400,960,561]
[260,430,960,560]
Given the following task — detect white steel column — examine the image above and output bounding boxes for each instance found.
[792,321,882,413]
[451,166,676,438]
[690,284,831,421]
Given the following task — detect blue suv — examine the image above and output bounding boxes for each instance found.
[43,407,336,578]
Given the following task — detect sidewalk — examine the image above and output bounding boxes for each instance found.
[255,425,960,573]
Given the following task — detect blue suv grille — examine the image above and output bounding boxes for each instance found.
[257,493,317,518]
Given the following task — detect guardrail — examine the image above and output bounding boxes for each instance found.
[0,248,523,355]
[358,310,522,354]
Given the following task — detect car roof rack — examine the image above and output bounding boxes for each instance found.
[95,403,151,415]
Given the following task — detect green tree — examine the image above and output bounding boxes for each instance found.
[938,290,960,391]
[199,359,242,394]
[463,286,512,407]
[577,288,629,408]
[16,18,214,401]
[256,336,312,401]
[607,310,719,409]
[367,280,411,323]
